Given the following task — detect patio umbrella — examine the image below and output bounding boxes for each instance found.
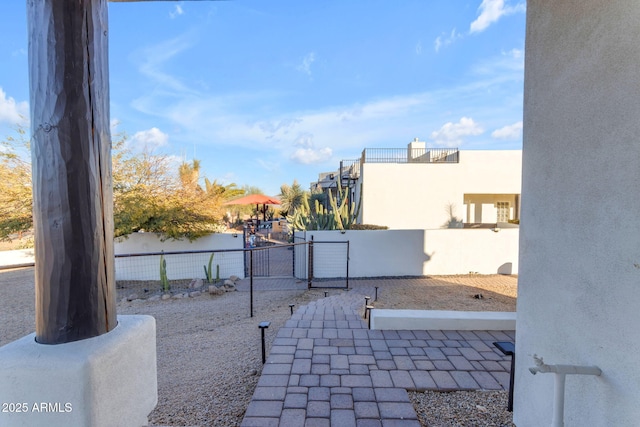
[224,194,281,222]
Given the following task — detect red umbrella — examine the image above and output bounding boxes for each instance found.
[224,194,281,222]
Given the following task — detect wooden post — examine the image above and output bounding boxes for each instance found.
[27,0,116,344]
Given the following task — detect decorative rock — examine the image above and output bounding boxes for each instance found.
[161,293,171,300]
[127,293,139,301]
[229,275,240,282]
[248,369,258,376]
[223,283,236,292]
[192,278,203,289]
[172,293,184,299]
[189,291,201,298]
[223,279,235,287]
[148,295,161,302]
[209,285,224,295]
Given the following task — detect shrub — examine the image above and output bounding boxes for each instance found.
[350,224,388,230]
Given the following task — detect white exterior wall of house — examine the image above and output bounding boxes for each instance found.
[357,150,522,229]
[516,1,640,426]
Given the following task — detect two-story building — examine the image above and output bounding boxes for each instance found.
[316,138,522,230]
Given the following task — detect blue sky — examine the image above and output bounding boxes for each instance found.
[0,0,525,197]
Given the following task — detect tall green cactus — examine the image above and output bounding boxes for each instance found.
[329,180,361,230]
[287,193,311,231]
[203,252,215,283]
[288,181,361,231]
[160,252,169,292]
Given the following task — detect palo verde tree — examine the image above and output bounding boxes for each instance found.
[1,128,118,242]
[113,146,229,241]
[0,127,32,241]
[1,130,236,242]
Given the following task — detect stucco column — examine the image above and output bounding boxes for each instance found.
[516,1,640,425]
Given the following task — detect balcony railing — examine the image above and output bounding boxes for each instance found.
[339,159,361,180]
[361,147,459,164]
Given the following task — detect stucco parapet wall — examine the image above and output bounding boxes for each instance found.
[0,315,157,427]
[370,309,516,331]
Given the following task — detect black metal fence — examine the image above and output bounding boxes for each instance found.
[115,248,245,287]
[115,237,349,315]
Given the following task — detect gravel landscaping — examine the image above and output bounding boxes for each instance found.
[0,267,517,426]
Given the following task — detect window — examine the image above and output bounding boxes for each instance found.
[497,202,510,222]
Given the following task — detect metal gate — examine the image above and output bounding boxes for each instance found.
[241,230,349,288]
[308,238,350,289]
[293,233,350,289]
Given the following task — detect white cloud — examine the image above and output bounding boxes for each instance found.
[430,117,484,147]
[256,159,280,172]
[130,127,169,149]
[11,48,27,57]
[135,34,198,94]
[170,5,184,19]
[0,88,29,126]
[492,121,522,140]
[127,44,523,161]
[287,133,332,164]
[470,0,525,34]
[296,52,316,76]
[434,28,462,53]
[415,41,423,55]
[291,147,332,165]
[470,47,524,79]
[293,133,314,148]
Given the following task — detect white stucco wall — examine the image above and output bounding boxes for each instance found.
[516,2,640,426]
[114,232,243,255]
[303,229,518,277]
[114,232,245,281]
[359,150,521,229]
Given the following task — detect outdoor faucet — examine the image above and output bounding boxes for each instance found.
[529,354,602,376]
[529,354,602,427]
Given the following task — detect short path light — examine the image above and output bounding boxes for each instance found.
[259,321,271,364]
[375,286,379,301]
[289,304,295,315]
[364,296,371,318]
[324,291,328,297]
[366,305,374,329]
[493,341,515,412]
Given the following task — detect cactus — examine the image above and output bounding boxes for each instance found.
[160,252,169,292]
[204,253,215,283]
[287,193,311,231]
[287,181,362,231]
[216,264,220,283]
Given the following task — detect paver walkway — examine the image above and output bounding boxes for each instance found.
[241,291,515,427]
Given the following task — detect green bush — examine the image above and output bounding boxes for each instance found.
[350,224,388,230]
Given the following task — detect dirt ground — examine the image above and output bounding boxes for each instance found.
[366,274,517,312]
[116,274,517,312]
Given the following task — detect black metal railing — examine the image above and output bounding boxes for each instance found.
[360,147,459,164]
[339,159,361,179]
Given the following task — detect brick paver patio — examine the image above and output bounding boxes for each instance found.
[241,291,515,426]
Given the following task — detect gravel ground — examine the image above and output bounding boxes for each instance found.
[0,268,517,426]
[409,390,515,427]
